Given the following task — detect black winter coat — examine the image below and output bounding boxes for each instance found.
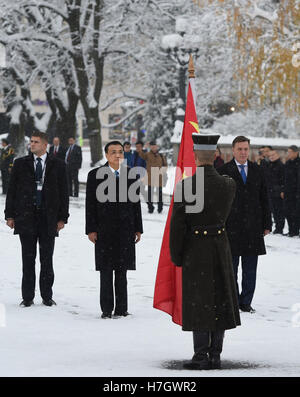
[49,145,66,161]
[4,154,69,236]
[218,159,272,256]
[284,156,300,200]
[170,166,241,332]
[267,159,285,198]
[66,144,82,170]
[85,163,143,271]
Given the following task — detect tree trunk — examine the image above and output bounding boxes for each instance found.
[86,106,102,166]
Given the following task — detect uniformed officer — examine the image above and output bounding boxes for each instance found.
[169,133,241,370]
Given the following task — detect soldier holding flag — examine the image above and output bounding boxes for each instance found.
[169,133,241,370]
[153,56,240,371]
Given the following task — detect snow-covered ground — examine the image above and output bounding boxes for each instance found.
[1,184,300,377]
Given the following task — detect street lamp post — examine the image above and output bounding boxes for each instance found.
[161,17,199,164]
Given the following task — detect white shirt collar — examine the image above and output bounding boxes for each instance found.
[109,165,121,175]
[34,153,47,163]
[234,159,248,167]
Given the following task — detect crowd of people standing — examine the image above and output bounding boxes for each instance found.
[213,143,300,238]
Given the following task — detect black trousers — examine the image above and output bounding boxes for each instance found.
[19,210,55,301]
[270,196,285,232]
[1,168,10,194]
[147,185,163,212]
[67,167,79,197]
[100,268,127,314]
[232,255,258,305]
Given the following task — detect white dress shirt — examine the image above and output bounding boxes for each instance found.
[33,152,47,171]
[234,159,248,176]
[109,165,121,176]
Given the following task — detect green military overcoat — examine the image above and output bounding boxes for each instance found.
[170,166,241,331]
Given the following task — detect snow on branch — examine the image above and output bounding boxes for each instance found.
[100,91,147,112]
[101,104,146,128]
[19,1,69,21]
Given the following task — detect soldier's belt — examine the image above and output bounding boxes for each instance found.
[190,224,225,237]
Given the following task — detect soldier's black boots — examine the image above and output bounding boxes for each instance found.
[184,330,225,370]
[209,330,225,369]
[183,331,210,370]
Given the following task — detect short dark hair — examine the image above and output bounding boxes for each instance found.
[263,145,273,150]
[1,138,9,145]
[232,136,250,147]
[288,145,299,152]
[104,141,124,153]
[31,131,48,143]
[135,141,144,146]
[123,141,131,146]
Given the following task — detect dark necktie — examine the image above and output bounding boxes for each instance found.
[114,170,119,178]
[35,158,43,207]
[239,164,247,184]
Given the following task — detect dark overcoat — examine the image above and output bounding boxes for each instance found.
[85,163,143,271]
[4,154,69,236]
[268,159,285,199]
[66,144,82,170]
[218,159,272,256]
[49,145,66,161]
[284,157,300,200]
[170,166,241,332]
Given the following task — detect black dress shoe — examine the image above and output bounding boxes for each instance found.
[113,311,131,318]
[101,313,112,319]
[273,229,283,234]
[20,300,34,307]
[42,299,57,307]
[239,304,255,313]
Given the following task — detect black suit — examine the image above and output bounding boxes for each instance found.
[5,154,69,302]
[218,159,271,305]
[49,145,66,161]
[284,156,300,235]
[65,144,82,197]
[85,163,143,315]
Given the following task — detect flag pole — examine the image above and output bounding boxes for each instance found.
[188,54,197,113]
[188,54,195,79]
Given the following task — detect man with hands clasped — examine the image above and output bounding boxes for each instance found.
[5,131,69,307]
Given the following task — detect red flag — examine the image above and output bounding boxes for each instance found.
[153,80,199,325]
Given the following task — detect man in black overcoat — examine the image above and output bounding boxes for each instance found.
[218,136,272,313]
[170,133,241,370]
[49,136,66,161]
[4,131,69,307]
[283,145,300,237]
[267,150,285,234]
[65,137,82,197]
[85,141,143,319]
